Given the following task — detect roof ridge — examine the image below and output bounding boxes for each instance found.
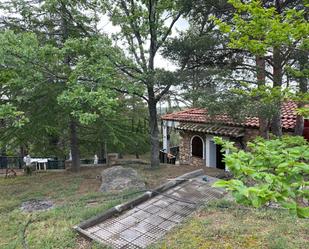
[162,102,298,130]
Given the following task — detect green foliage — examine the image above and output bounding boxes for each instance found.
[162,1,242,107]
[57,85,117,125]
[0,27,128,157]
[213,136,309,218]
[0,0,153,159]
[78,101,150,157]
[297,106,309,118]
[0,103,29,127]
[214,0,309,56]
[206,0,309,133]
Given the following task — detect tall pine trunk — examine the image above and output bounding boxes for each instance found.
[148,1,160,169]
[294,52,308,135]
[69,119,80,172]
[61,4,80,171]
[271,46,283,137]
[147,88,160,168]
[295,110,305,136]
[256,56,269,139]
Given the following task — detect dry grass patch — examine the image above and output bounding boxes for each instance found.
[154,200,309,249]
[0,163,198,249]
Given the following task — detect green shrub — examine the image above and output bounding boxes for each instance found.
[213,136,309,218]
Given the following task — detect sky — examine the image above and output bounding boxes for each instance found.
[98,14,190,71]
[96,13,191,109]
[0,1,189,70]
[0,3,190,107]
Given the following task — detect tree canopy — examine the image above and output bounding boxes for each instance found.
[0,0,308,172]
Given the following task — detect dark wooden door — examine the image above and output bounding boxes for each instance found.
[216,144,225,170]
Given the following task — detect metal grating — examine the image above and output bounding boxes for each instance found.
[119,229,143,242]
[131,234,156,248]
[82,175,225,249]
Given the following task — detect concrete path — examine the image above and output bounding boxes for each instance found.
[80,175,225,249]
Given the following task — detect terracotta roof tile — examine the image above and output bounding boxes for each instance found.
[176,123,245,138]
[162,101,298,130]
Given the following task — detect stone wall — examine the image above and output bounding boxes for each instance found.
[179,131,191,165]
[179,131,205,167]
[230,128,260,149]
[243,128,260,144]
[243,128,293,144]
[178,126,294,168]
[179,127,262,168]
[191,156,205,167]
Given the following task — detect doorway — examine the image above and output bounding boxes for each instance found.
[216,144,225,170]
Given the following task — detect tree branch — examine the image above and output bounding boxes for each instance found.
[77,77,148,102]
[157,12,182,51]
[120,0,148,71]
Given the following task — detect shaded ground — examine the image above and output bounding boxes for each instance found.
[0,163,202,249]
[153,200,309,249]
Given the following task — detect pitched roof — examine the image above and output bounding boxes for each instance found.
[176,123,245,138]
[162,101,298,130]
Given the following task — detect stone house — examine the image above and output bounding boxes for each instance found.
[161,101,308,170]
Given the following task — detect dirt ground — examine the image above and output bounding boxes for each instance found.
[76,163,200,194]
[1,162,224,190]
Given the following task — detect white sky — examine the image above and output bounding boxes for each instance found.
[96,14,190,109]
[0,5,190,107]
[0,2,189,71]
[98,15,189,71]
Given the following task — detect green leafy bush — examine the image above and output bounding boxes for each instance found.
[213,136,309,218]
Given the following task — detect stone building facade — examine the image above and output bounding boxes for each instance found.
[178,128,261,168]
[179,131,206,166]
[161,102,300,170]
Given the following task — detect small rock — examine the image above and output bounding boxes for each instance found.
[21,199,54,212]
[100,166,145,192]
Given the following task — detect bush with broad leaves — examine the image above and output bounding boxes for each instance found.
[213,136,309,218]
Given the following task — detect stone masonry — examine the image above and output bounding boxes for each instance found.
[179,127,261,168]
[179,131,205,167]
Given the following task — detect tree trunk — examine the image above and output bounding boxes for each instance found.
[135,152,140,159]
[294,114,304,136]
[99,143,105,161]
[60,4,80,171]
[259,118,270,139]
[294,52,308,136]
[148,90,160,168]
[20,146,26,158]
[271,111,282,137]
[256,56,269,139]
[69,119,80,172]
[271,46,283,137]
[19,146,27,169]
[146,0,160,168]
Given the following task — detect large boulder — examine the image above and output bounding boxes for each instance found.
[100,166,146,192]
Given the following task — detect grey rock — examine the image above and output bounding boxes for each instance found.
[100,166,145,192]
[21,199,54,212]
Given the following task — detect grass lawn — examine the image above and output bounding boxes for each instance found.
[2,165,307,249]
[154,200,309,249]
[0,164,198,249]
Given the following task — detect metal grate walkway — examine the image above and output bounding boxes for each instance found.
[80,175,225,248]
